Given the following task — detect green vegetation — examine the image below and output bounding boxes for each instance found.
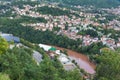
[0,37,8,54]
[0,73,10,80]
[0,5,10,10]
[103,29,120,40]
[52,27,61,32]
[19,16,47,23]
[104,14,117,21]
[11,0,39,7]
[36,6,71,16]
[77,29,98,37]
[1,26,81,50]
[0,18,81,51]
[46,0,120,8]
[0,5,14,17]
[0,16,47,24]
[79,42,105,55]
[1,0,120,79]
[0,38,82,80]
[95,48,120,80]
[0,17,105,59]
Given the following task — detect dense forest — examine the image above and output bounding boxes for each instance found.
[0,37,83,80]
[19,16,47,23]
[95,48,120,80]
[1,0,120,8]
[36,6,71,16]
[46,0,120,8]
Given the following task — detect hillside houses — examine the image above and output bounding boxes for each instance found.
[10,3,120,51]
[13,4,97,31]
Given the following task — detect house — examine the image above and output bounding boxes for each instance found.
[49,47,56,51]
[39,44,52,51]
[13,37,20,43]
[48,47,57,58]
[58,57,69,64]
[58,54,76,71]
[39,44,58,58]
[55,50,61,55]
[117,42,120,47]
[39,44,76,70]
[63,63,76,71]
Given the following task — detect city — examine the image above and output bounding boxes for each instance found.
[0,0,120,80]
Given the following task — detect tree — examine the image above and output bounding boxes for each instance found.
[98,77,108,80]
[0,37,8,54]
[52,27,60,32]
[65,69,83,80]
[0,73,11,80]
[0,47,39,80]
[95,48,120,80]
[0,46,83,80]
[63,49,68,55]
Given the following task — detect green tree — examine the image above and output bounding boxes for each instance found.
[65,69,82,80]
[0,73,10,80]
[95,48,120,80]
[98,77,108,80]
[0,37,8,54]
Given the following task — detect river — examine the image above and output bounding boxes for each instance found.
[55,46,96,74]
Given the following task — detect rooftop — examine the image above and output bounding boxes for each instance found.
[49,47,56,51]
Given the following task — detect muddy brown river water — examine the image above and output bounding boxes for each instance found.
[55,46,96,74]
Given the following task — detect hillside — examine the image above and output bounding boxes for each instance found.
[1,0,120,8]
[46,0,120,8]
[0,0,120,79]
[0,36,83,80]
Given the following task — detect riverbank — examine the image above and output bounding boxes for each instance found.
[54,46,96,74]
